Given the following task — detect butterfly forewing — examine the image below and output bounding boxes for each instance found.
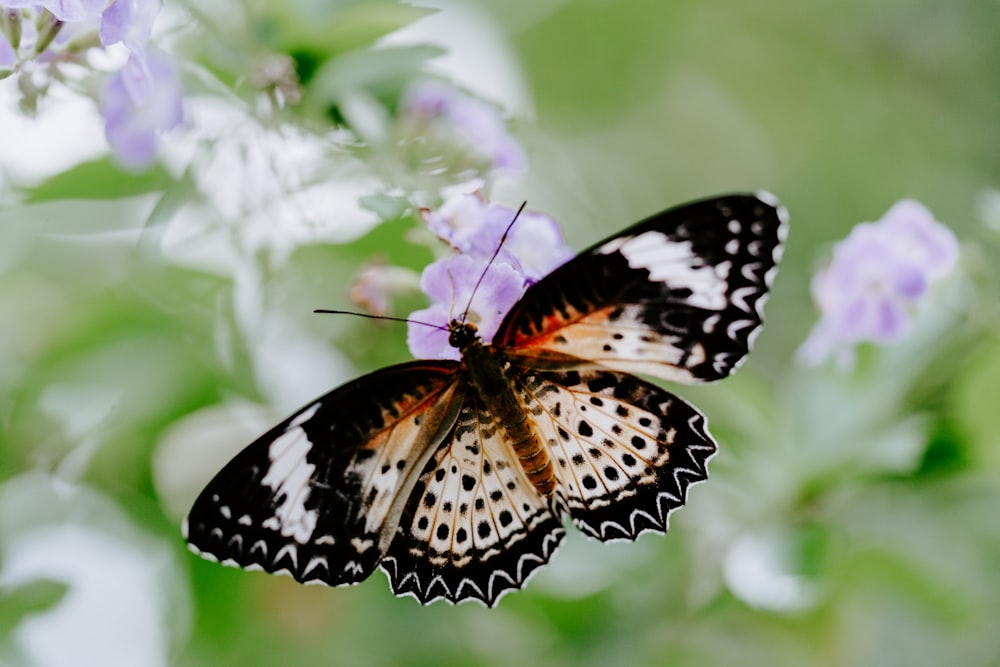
[514,368,715,540]
[496,193,787,383]
[381,392,565,606]
[184,361,462,587]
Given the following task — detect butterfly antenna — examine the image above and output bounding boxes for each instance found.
[460,201,527,323]
[446,268,458,324]
[314,309,449,332]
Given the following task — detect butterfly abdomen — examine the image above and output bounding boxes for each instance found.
[463,343,557,496]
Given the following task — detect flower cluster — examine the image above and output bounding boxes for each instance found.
[0,0,182,168]
[407,193,574,360]
[798,199,959,367]
[401,81,526,172]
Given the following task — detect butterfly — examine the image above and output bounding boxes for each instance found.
[184,192,787,606]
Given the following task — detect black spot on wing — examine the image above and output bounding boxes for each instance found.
[380,393,565,606]
[516,368,716,542]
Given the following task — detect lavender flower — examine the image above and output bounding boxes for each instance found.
[100,0,160,52]
[402,81,526,171]
[407,254,525,361]
[0,29,14,70]
[97,0,180,168]
[3,0,105,23]
[500,208,575,283]
[424,193,497,256]
[799,199,958,367]
[101,49,182,169]
[1,0,180,167]
[425,193,573,281]
[408,193,574,360]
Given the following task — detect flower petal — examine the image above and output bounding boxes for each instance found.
[403,81,526,171]
[408,254,525,359]
[100,0,161,51]
[4,0,105,22]
[101,50,183,169]
[0,31,14,69]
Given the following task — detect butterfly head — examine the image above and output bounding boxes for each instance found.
[447,319,480,350]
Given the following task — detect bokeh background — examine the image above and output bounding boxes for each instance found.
[2,1,1000,665]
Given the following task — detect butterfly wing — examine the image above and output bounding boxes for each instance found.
[183,360,464,587]
[494,192,787,383]
[381,391,565,607]
[514,367,716,540]
[184,361,567,606]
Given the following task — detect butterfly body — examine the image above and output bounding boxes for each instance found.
[184,192,787,606]
[458,322,558,496]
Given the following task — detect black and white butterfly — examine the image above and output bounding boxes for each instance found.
[184,192,787,606]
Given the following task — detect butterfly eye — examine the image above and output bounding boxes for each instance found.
[448,321,479,349]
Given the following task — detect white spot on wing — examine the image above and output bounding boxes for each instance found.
[261,426,319,544]
[290,402,321,427]
[303,556,328,578]
[351,537,374,553]
[600,231,729,309]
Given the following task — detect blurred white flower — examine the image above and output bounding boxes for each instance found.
[723,530,817,612]
[0,473,189,667]
[159,98,382,273]
[153,401,278,520]
[349,263,419,317]
[378,1,533,118]
[977,188,1000,231]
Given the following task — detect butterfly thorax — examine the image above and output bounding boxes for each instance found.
[449,320,557,496]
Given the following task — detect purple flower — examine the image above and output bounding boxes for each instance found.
[500,209,575,283]
[96,0,178,167]
[101,49,182,168]
[878,199,959,280]
[0,30,14,69]
[408,254,525,361]
[100,0,160,52]
[425,193,573,281]
[3,0,105,22]
[799,199,958,367]
[424,193,496,255]
[409,193,574,359]
[403,81,526,171]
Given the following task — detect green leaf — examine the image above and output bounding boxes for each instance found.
[951,338,1000,471]
[336,214,434,270]
[360,193,411,220]
[0,579,69,638]
[23,157,172,203]
[265,2,437,57]
[309,44,446,106]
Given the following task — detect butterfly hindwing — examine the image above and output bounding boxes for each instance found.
[183,361,463,587]
[381,391,565,606]
[496,192,787,383]
[515,367,716,541]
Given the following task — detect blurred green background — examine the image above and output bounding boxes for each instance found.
[2,1,1000,665]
